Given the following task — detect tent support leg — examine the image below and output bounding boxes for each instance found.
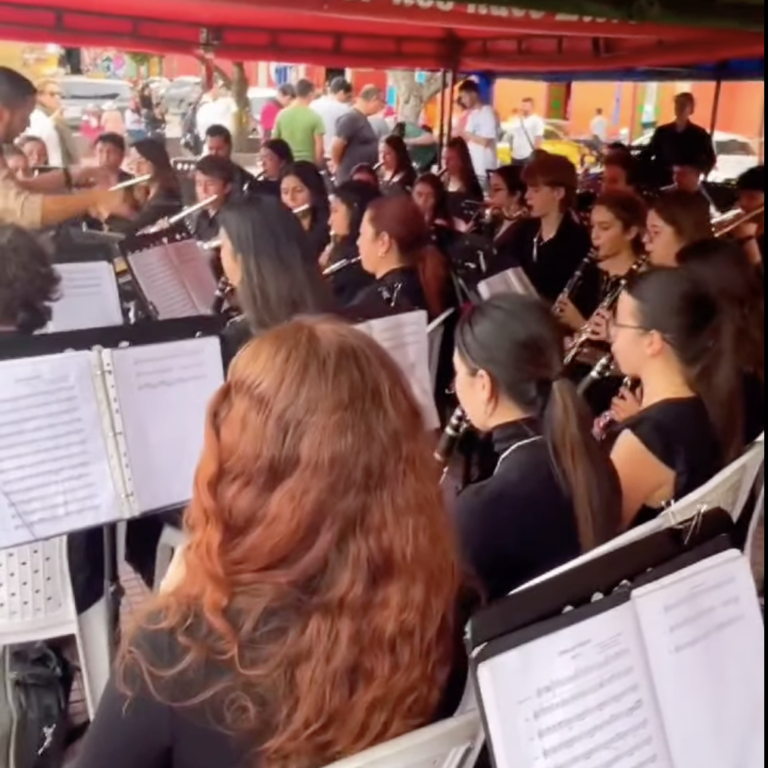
[710,79,723,135]
[438,69,448,161]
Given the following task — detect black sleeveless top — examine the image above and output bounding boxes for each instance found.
[621,397,723,528]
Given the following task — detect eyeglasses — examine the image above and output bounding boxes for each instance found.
[609,319,648,333]
[44,91,63,98]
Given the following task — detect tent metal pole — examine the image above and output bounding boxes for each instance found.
[629,83,639,144]
[710,79,723,135]
[438,69,448,160]
[446,69,458,144]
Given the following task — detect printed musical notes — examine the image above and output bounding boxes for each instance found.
[106,337,224,515]
[478,267,539,301]
[477,601,672,768]
[0,352,122,548]
[357,311,440,431]
[48,262,124,332]
[128,241,217,320]
[633,551,765,768]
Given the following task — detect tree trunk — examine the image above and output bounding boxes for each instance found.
[231,63,251,153]
[388,70,447,125]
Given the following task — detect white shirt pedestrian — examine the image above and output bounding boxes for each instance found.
[312,96,350,155]
[591,113,609,143]
[196,96,237,138]
[465,104,499,179]
[28,108,63,167]
[509,113,546,162]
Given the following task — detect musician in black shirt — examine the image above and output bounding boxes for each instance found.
[497,153,600,328]
[256,138,294,198]
[487,164,527,257]
[321,180,379,305]
[609,268,742,528]
[353,194,450,319]
[94,132,132,187]
[217,198,335,367]
[736,165,765,267]
[641,93,716,188]
[452,295,621,601]
[189,155,235,244]
[645,190,713,268]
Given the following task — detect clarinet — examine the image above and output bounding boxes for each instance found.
[212,277,234,315]
[577,353,614,397]
[552,253,594,318]
[435,407,471,474]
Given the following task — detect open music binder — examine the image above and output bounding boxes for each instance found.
[119,226,218,321]
[47,261,124,332]
[471,540,765,768]
[0,332,224,550]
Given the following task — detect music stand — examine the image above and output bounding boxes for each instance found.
[0,318,225,659]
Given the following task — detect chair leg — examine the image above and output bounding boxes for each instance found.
[75,597,112,718]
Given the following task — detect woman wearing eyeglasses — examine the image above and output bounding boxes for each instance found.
[609,268,743,528]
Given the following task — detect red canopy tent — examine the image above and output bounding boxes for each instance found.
[0,0,764,72]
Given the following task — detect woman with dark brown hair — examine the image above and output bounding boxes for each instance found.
[354,194,452,319]
[645,189,713,267]
[76,318,464,768]
[106,138,183,236]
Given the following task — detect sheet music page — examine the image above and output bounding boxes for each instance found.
[0,352,122,548]
[478,268,539,301]
[477,602,673,768]
[357,311,440,431]
[128,245,199,319]
[107,337,224,514]
[167,240,217,315]
[633,551,765,768]
[47,262,124,332]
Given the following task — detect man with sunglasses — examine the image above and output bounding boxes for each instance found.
[28,78,79,168]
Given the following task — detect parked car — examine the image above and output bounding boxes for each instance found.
[162,76,203,115]
[632,130,759,183]
[58,76,133,131]
[498,119,598,169]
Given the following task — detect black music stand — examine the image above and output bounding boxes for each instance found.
[467,507,736,653]
[117,223,193,323]
[0,317,226,661]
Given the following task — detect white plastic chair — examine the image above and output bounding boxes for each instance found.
[427,310,455,394]
[154,524,187,589]
[0,536,112,717]
[322,712,483,768]
[514,440,766,594]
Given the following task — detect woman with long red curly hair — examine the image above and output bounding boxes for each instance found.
[75,318,464,768]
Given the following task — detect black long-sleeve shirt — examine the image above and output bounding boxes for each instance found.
[642,120,717,186]
[455,420,583,603]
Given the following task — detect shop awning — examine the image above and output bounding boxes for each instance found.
[0,0,764,73]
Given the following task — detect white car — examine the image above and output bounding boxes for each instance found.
[632,130,760,183]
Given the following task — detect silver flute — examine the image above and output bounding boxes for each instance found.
[108,174,153,191]
[323,256,361,277]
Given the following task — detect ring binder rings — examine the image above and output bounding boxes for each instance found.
[0,320,226,550]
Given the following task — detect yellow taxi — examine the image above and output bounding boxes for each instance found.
[497,119,596,169]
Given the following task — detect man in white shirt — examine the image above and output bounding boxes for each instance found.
[508,97,546,165]
[312,77,352,156]
[590,108,609,145]
[458,79,499,186]
[196,83,236,139]
[28,79,65,167]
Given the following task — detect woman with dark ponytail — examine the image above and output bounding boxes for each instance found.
[453,295,621,601]
[610,267,743,528]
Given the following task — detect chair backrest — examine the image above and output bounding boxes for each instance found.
[663,440,765,527]
[322,713,482,768]
[514,441,766,594]
[0,538,74,639]
[427,309,455,392]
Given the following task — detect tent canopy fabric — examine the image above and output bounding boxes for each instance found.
[0,0,764,74]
